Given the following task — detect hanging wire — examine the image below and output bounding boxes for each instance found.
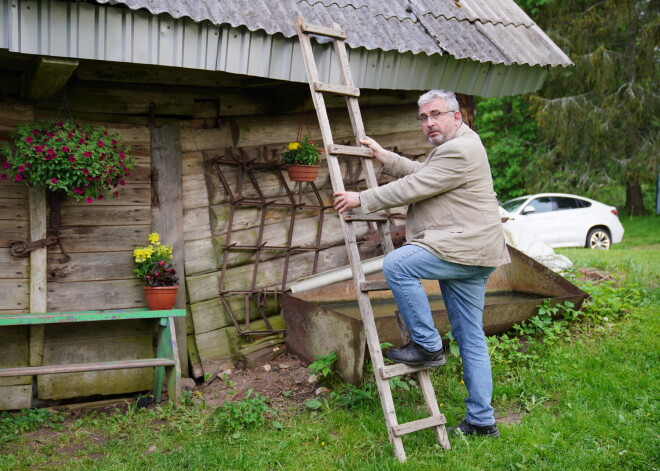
[55,86,74,122]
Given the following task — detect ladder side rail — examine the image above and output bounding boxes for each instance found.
[418,370,451,449]
[296,17,407,461]
[328,26,396,256]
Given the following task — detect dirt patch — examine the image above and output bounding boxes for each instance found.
[196,353,319,410]
[578,267,616,283]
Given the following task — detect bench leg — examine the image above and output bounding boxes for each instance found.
[155,317,181,402]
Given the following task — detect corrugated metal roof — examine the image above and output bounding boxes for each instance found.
[0,0,559,97]
[92,0,572,68]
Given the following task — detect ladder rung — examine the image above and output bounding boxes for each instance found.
[359,281,390,292]
[328,144,373,158]
[313,81,360,97]
[379,362,429,379]
[300,21,347,39]
[343,212,388,222]
[392,415,447,437]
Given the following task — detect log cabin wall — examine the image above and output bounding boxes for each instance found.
[180,101,432,376]
[0,55,436,404]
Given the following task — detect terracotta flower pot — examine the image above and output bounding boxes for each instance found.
[143,286,179,310]
[285,164,320,182]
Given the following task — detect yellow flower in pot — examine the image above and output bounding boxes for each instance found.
[134,232,179,310]
[281,135,322,182]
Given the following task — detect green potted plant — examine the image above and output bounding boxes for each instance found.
[280,135,322,182]
[134,232,179,310]
[0,120,134,203]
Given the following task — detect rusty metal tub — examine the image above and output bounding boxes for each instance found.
[282,246,588,384]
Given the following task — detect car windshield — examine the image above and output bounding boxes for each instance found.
[501,198,527,213]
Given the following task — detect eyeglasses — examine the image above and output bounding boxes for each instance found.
[417,111,456,122]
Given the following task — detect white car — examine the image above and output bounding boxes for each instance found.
[501,193,624,249]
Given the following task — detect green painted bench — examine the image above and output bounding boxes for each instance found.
[0,309,186,403]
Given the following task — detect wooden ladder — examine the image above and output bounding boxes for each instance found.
[295,18,451,461]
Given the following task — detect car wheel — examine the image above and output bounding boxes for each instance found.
[586,227,611,249]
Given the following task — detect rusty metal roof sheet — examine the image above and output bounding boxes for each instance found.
[92,0,572,68]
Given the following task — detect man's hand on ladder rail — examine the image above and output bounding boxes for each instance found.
[333,191,361,213]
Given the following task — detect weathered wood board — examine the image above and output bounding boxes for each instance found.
[38,320,155,399]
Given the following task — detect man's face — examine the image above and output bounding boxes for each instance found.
[418,98,462,146]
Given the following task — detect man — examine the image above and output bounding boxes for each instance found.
[333,89,509,438]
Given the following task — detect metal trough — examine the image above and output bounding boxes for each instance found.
[283,245,588,384]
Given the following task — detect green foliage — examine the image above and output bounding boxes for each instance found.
[0,409,65,445]
[280,135,322,165]
[330,382,376,408]
[307,351,337,380]
[211,388,276,433]
[0,120,134,202]
[526,0,659,213]
[133,232,179,287]
[476,95,544,201]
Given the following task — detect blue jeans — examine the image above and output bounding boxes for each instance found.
[382,244,496,426]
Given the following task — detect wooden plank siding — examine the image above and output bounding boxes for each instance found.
[1,73,434,399]
[0,103,33,408]
[179,100,430,376]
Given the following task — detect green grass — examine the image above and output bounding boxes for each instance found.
[1,216,658,471]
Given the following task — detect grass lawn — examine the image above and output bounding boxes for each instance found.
[1,217,658,470]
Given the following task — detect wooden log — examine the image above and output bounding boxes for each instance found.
[0,250,28,279]
[21,56,79,101]
[60,205,151,226]
[185,243,351,305]
[189,295,279,335]
[38,331,154,400]
[0,197,28,219]
[0,219,29,247]
[0,385,32,409]
[0,183,28,199]
[184,207,213,242]
[0,326,30,387]
[0,101,34,123]
[59,185,150,207]
[54,225,151,252]
[29,186,48,372]
[183,238,220,275]
[48,251,134,282]
[47,279,144,311]
[151,124,188,375]
[75,61,244,88]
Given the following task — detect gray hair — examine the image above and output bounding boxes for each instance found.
[418,90,460,112]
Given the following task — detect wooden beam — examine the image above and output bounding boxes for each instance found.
[29,186,47,374]
[21,56,78,101]
[150,124,189,375]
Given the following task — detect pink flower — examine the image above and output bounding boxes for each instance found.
[25,136,33,143]
[119,150,126,159]
[62,146,70,152]
[83,152,91,158]
[82,169,89,175]
[2,162,9,169]
[97,195,104,200]
[0,174,6,180]
[80,138,86,144]
[14,175,23,182]
[97,140,104,147]
[73,188,84,194]
[17,165,26,172]
[50,178,58,184]
[158,261,166,267]
[68,156,76,162]
[86,197,93,203]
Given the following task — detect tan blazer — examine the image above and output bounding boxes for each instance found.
[360,123,510,267]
